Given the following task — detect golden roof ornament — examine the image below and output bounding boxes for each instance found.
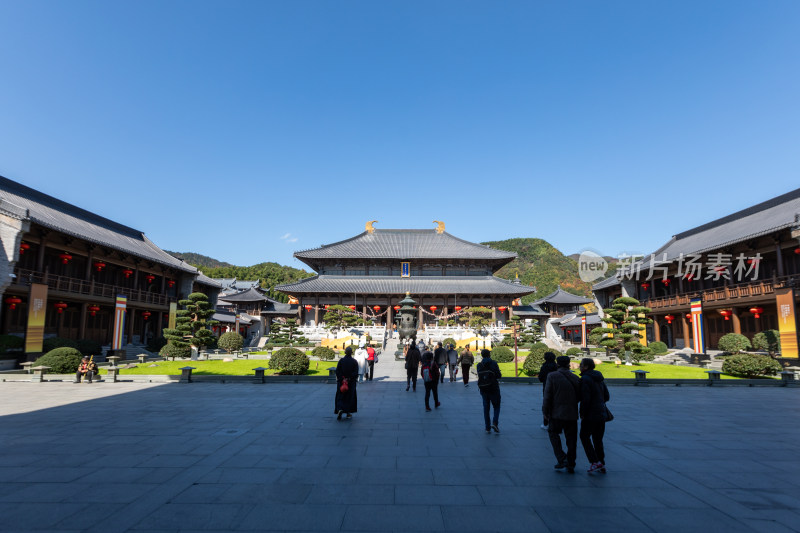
[433,220,445,234]
[366,220,378,234]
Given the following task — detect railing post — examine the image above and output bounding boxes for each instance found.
[631,370,649,385]
[31,365,50,383]
[179,366,196,383]
[106,366,120,383]
[253,367,267,383]
[705,370,722,385]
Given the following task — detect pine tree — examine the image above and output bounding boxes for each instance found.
[269,318,308,346]
[162,292,217,360]
[594,296,652,362]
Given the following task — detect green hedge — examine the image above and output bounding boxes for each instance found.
[312,346,337,360]
[717,333,751,354]
[34,347,83,373]
[0,334,24,354]
[160,342,190,360]
[442,337,457,348]
[752,330,780,355]
[565,347,583,357]
[218,332,244,353]
[721,353,782,378]
[491,346,514,363]
[268,347,310,375]
[649,341,668,355]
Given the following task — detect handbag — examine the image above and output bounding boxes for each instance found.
[602,403,614,422]
[339,378,349,393]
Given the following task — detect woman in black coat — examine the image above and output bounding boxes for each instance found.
[538,352,558,429]
[335,346,359,420]
[405,344,421,392]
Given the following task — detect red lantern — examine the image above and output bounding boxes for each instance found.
[5,296,22,310]
[664,314,675,324]
[88,305,100,316]
[685,313,692,323]
[94,261,106,272]
[122,269,134,278]
[324,305,330,310]
[641,282,650,291]
[393,305,400,311]
[373,305,381,312]
[719,309,732,321]
[142,311,152,320]
[749,306,763,319]
[59,252,72,264]
[53,302,68,314]
[498,306,507,312]
[167,280,175,288]
[685,273,694,282]
[304,305,312,311]
[146,274,155,283]
[430,306,438,312]
[795,247,800,254]
[454,306,462,311]
[662,278,671,286]
[348,305,356,310]
[19,242,30,255]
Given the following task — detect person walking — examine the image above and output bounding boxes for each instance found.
[476,349,502,433]
[538,352,559,429]
[420,351,440,411]
[433,342,447,384]
[579,358,610,473]
[405,342,421,391]
[417,339,426,354]
[446,344,459,382]
[354,342,368,383]
[543,355,581,473]
[334,346,359,420]
[457,345,474,387]
[365,344,376,381]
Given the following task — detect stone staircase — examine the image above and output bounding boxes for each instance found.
[653,351,724,370]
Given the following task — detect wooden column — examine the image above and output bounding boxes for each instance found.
[653,316,661,343]
[127,308,136,345]
[78,302,87,339]
[314,296,320,325]
[731,307,742,335]
[682,314,691,349]
[36,239,46,272]
[157,311,164,337]
[776,242,785,277]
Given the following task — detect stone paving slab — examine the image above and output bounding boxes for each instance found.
[0,369,799,532]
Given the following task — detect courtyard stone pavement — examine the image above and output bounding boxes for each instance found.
[0,359,799,532]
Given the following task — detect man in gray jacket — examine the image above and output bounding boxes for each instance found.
[542,356,581,473]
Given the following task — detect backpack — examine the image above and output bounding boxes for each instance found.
[421,362,433,383]
[477,361,498,390]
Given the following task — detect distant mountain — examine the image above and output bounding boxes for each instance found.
[482,238,594,304]
[165,251,233,269]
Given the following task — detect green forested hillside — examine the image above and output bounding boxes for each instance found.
[196,262,312,302]
[482,238,593,304]
[165,251,233,269]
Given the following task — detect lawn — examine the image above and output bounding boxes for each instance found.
[104,359,333,376]
[494,361,749,380]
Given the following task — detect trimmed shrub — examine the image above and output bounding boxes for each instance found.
[442,337,457,348]
[565,347,583,357]
[218,332,244,353]
[147,336,167,353]
[312,346,337,360]
[717,333,751,354]
[491,346,514,363]
[160,342,190,360]
[649,341,669,355]
[752,330,780,355]
[76,339,102,356]
[522,352,543,376]
[587,330,603,347]
[722,353,782,378]
[530,341,548,353]
[42,337,79,353]
[0,334,24,354]
[33,347,82,373]
[268,347,310,375]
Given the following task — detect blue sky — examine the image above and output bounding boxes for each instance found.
[1,1,799,270]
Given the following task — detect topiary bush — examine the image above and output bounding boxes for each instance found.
[160,342,190,361]
[587,330,604,347]
[268,347,310,375]
[76,339,102,356]
[565,347,583,357]
[33,347,82,373]
[442,337,457,348]
[0,334,24,355]
[722,353,782,378]
[312,346,337,360]
[491,346,514,363]
[649,341,669,355]
[752,330,780,355]
[717,333,751,354]
[218,332,244,353]
[530,342,548,354]
[42,337,79,353]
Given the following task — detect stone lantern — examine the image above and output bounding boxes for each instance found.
[395,292,418,343]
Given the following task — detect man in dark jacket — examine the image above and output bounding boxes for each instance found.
[542,356,581,473]
[537,352,558,429]
[477,349,502,433]
[433,342,447,383]
[334,347,359,420]
[406,344,421,391]
[579,358,610,473]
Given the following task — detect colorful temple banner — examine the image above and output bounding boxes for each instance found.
[775,287,798,358]
[581,315,587,347]
[400,262,410,277]
[168,302,177,330]
[637,312,648,346]
[112,295,127,350]
[24,283,48,353]
[690,298,705,354]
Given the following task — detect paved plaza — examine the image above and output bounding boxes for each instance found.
[0,359,799,532]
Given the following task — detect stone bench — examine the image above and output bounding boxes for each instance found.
[631,370,649,385]
[31,365,50,383]
[179,366,196,383]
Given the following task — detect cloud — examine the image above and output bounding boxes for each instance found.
[280,233,298,243]
[280,233,291,240]
[288,237,298,242]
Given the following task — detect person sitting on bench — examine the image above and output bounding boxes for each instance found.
[75,356,98,383]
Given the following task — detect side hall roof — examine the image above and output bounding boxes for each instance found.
[0,175,196,273]
[533,286,593,305]
[275,275,536,297]
[217,287,268,303]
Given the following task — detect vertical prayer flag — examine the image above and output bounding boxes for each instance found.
[581,315,587,347]
[776,288,798,358]
[112,295,127,350]
[168,301,177,330]
[24,283,47,353]
[690,298,705,354]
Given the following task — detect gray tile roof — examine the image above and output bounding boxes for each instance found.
[533,287,593,305]
[215,278,260,291]
[592,276,621,291]
[262,299,297,315]
[211,310,252,325]
[0,176,196,273]
[511,304,549,317]
[218,287,268,303]
[275,275,537,296]
[294,229,516,264]
[195,273,222,288]
[558,314,602,327]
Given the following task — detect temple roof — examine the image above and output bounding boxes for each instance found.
[275,275,536,296]
[214,278,260,292]
[261,299,297,315]
[194,272,222,288]
[217,287,268,303]
[592,276,621,291]
[0,175,196,273]
[211,310,253,325]
[511,304,549,317]
[294,229,516,270]
[533,286,593,305]
[557,313,602,327]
